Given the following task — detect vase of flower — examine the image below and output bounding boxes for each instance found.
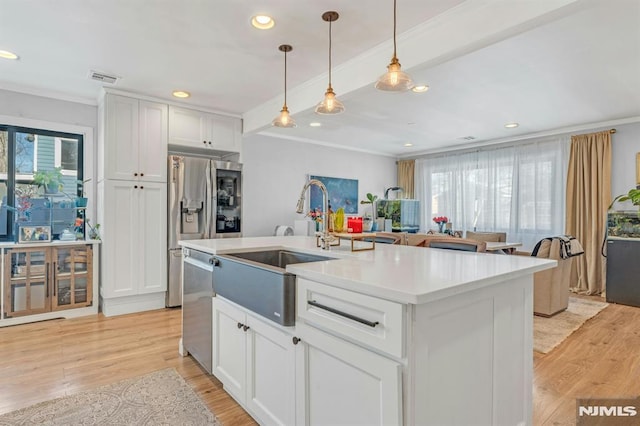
[307,208,323,233]
[433,216,449,234]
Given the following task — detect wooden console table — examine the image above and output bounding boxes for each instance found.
[330,232,377,251]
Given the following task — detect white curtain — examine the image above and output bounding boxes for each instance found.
[415,137,570,251]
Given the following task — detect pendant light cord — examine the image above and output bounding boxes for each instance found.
[328,18,333,88]
[393,0,398,60]
[284,50,288,107]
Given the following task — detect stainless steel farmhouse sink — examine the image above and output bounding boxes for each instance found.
[212,249,334,326]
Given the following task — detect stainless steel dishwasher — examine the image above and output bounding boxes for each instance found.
[182,247,215,374]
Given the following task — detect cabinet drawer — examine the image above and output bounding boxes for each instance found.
[297,278,405,358]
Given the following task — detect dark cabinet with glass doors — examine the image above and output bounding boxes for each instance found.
[3,244,92,318]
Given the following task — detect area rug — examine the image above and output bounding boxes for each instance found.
[0,368,220,425]
[534,297,609,354]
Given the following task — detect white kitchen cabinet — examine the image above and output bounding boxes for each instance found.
[295,316,403,426]
[213,297,296,426]
[99,180,166,309]
[98,91,168,316]
[169,106,241,154]
[104,94,167,182]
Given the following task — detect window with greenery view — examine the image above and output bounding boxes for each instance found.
[0,125,84,241]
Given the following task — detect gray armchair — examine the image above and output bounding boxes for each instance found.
[421,237,487,252]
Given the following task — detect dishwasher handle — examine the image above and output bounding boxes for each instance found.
[184,255,215,272]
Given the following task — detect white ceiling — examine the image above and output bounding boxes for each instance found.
[1,0,639,157]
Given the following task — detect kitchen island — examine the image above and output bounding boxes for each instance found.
[180,236,555,426]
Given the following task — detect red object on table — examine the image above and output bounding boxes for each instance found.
[347,217,363,233]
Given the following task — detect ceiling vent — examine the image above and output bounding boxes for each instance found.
[458,136,477,141]
[88,70,118,84]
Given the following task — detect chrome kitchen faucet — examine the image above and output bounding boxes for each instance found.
[296,179,337,250]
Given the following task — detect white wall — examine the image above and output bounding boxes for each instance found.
[610,121,640,208]
[241,134,397,237]
[0,89,97,129]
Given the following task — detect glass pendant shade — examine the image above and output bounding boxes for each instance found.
[376,0,414,92]
[315,87,345,115]
[272,105,296,128]
[315,11,344,115]
[375,59,413,92]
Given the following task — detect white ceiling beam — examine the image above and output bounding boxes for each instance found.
[242,0,581,135]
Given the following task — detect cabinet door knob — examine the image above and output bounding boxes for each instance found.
[140,173,144,177]
[292,336,301,345]
[140,186,144,189]
[134,185,138,189]
[237,322,243,329]
[203,141,207,144]
[134,173,138,176]
[243,325,250,332]
[208,141,212,145]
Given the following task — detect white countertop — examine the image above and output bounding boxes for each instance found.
[0,239,102,248]
[180,236,555,304]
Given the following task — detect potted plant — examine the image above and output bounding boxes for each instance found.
[33,167,63,194]
[75,179,91,207]
[609,187,640,210]
[360,193,379,232]
[86,218,101,240]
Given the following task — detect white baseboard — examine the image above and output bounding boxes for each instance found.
[100,292,166,317]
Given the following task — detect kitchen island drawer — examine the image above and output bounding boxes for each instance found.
[296,278,405,358]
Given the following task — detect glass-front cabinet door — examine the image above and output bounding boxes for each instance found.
[51,245,92,311]
[3,247,51,317]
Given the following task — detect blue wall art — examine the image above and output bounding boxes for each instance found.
[309,175,358,214]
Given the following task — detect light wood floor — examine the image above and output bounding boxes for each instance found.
[0,300,638,425]
[0,308,256,426]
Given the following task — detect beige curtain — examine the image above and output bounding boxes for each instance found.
[397,160,415,199]
[566,130,611,295]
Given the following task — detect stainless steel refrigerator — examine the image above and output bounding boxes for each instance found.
[167,154,242,307]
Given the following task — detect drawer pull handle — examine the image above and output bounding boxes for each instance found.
[307,300,379,328]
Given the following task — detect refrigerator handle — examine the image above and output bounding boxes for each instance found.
[168,156,184,249]
[205,161,214,239]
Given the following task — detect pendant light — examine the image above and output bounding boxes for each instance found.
[315,11,345,115]
[375,0,413,92]
[272,44,297,128]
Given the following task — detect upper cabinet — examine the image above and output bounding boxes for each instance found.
[169,106,241,154]
[103,94,168,182]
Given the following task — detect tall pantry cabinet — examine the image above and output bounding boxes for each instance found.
[97,91,168,316]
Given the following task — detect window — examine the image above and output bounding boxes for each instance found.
[0,125,83,241]
[55,138,79,173]
[416,137,569,250]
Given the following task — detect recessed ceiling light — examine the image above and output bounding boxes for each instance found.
[172,90,191,98]
[404,143,414,147]
[505,122,519,128]
[411,85,429,93]
[0,50,19,60]
[251,15,275,30]
[309,122,322,127]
